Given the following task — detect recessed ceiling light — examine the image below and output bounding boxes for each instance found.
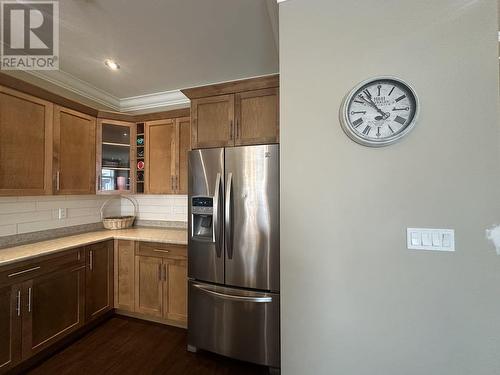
[104,59,120,71]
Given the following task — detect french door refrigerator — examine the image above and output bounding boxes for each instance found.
[187,144,280,370]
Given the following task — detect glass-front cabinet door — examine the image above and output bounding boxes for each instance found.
[96,119,136,194]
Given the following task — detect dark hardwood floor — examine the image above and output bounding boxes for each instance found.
[26,316,269,375]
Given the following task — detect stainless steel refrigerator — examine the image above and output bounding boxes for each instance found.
[187,144,280,370]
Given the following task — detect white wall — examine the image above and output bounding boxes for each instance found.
[0,195,120,237]
[280,1,500,374]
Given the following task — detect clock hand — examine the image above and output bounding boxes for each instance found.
[358,94,387,118]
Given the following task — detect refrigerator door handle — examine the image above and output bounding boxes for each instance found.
[225,172,233,259]
[213,173,222,257]
[192,283,272,303]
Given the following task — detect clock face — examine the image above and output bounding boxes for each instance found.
[341,77,419,147]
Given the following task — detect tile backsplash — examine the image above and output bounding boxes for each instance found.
[0,194,188,238]
[0,195,120,237]
[121,195,188,222]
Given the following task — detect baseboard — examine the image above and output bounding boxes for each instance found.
[115,309,187,329]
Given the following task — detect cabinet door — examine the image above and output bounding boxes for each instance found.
[235,88,279,146]
[53,106,96,194]
[22,266,85,359]
[114,240,135,312]
[0,86,53,196]
[86,241,113,321]
[191,95,234,149]
[163,259,187,324]
[96,119,136,194]
[175,117,191,194]
[134,256,163,318]
[0,285,22,373]
[145,119,176,194]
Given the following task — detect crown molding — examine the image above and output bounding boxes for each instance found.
[26,69,189,113]
[120,90,189,112]
[26,70,121,111]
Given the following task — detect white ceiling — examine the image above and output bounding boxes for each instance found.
[11,0,279,112]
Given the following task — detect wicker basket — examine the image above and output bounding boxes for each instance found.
[100,195,138,230]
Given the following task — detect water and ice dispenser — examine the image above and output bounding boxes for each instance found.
[191,197,214,241]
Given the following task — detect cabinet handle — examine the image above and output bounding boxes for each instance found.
[171,176,174,192]
[153,249,170,253]
[89,250,93,271]
[97,174,101,192]
[27,287,32,313]
[158,264,162,281]
[8,266,41,278]
[163,264,167,281]
[16,290,21,317]
[56,171,60,191]
[235,118,239,139]
[229,120,233,139]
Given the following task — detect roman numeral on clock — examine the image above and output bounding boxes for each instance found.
[394,116,406,125]
[352,118,363,128]
[362,125,371,135]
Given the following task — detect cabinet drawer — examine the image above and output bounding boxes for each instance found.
[0,247,84,287]
[136,242,187,260]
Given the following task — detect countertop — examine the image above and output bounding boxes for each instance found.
[0,227,188,267]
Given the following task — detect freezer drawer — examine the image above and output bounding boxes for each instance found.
[188,281,280,368]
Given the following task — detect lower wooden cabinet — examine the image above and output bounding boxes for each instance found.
[0,285,22,373]
[22,265,85,358]
[85,241,114,321]
[115,240,187,326]
[114,240,135,311]
[163,258,187,322]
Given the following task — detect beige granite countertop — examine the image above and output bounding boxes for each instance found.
[0,227,187,267]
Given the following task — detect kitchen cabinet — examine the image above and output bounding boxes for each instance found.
[53,106,96,194]
[163,258,187,322]
[234,88,279,146]
[21,265,85,359]
[0,285,22,373]
[144,119,176,194]
[144,117,191,194]
[134,242,187,325]
[96,119,136,194]
[185,76,279,149]
[114,240,135,312]
[191,95,234,149]
[85,241,114,321]
[176,117,191,194]
[134,255,163,318]
[0,86,53,196]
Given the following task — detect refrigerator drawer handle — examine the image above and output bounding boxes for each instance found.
[193,284,272,303]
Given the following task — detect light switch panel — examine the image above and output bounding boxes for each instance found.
[407,228,455,252]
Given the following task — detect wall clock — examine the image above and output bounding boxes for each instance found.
[340,77,419,147]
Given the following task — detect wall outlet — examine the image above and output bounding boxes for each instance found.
[57,208,67,220]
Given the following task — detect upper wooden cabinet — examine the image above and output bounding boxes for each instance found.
[182,75,279,149]
[235,88,279,146]
[176,117,191,194]
[0,86,53,196]
[53,106,96,195]
[191,95,234,149]
[145,119,176,194]
[144,117,191,194]
[96,119,136,194]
